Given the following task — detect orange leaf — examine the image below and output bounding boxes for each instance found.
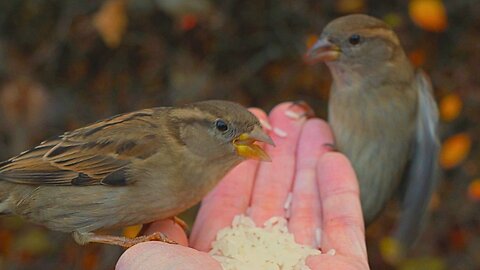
[449,226,467,250]
[305,34,318,49]
[439,93,462,122]
[409,49,426,67]
[409,0,448,32]
[83,249,99,270]
[468,179,480,201]
[440,133,471,169]
[180,14,198,31]
[335,0,365,13]
[379,237,404,265]
[399,257,445,270]
[93,0,128,48]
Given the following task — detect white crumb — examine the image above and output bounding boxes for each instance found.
[210,215,320,270]
[327,249,336,256]
[259,118,272,130]
[273,127,287,137]
[284,110,303,120]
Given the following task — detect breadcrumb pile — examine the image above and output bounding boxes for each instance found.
[209,215,321,270]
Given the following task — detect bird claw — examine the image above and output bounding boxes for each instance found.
[170,216,189,231]
[139,232,178,245]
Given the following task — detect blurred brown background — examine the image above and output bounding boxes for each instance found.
[0,0,479,269]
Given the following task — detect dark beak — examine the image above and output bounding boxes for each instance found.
[304,37,341,64]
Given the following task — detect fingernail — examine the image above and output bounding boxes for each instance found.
[273,127,287,137]
[259,118,272,130]
[284,109,303,120]
[284,192,293,210]
[284,192,293,219]
[315,227,322,248]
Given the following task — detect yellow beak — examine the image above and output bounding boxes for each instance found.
[233,126,274,161]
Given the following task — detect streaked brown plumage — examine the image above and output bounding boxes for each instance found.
[305,14,439,250]
[0,100,273,247]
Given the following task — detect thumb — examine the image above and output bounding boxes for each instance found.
[116,242,222,270]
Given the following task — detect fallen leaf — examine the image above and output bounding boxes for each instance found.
[305,34,318,49]
[180,14,198,31]
[14,228,53,256]
[439,93,462,122]
[83,248,99,270]
[93,0,128,48]
[409,49,427,67]
[335,0,365,13]
[440,133,471,169]
[468,179,480,202]
[380,237,404,265]
[449,225,466,250]
[383,13,403,28]
[400,257,446,270]
[409,0,448,32]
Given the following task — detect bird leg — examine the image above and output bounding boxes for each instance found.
[73,231,177,248]
[285,101,316,119]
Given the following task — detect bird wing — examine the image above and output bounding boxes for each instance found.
[395,70,440,249]
[0,108,164,186]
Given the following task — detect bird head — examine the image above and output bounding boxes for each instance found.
[305,14,412,84]
[170,100,274,162]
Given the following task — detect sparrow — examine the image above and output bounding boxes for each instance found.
[305,14,439,250]
[0,100,274,247]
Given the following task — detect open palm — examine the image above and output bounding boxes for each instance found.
[116,103,370,270]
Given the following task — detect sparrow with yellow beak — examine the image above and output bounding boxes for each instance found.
[0,100,273,247]
[305,14,439,250]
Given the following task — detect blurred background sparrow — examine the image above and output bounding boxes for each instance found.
[1,1,478,269]
[0,100,273,247]
[305,14,439,256]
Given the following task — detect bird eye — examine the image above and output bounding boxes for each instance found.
[348,34,362,45]
[215,119,229,132]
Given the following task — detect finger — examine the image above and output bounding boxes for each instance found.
[189,108,268,251]
[306,254,370,270]
[116,242,222,270]
[143,220,189,246]
[316,152,367,259]
[249,102,306,225]
[289,119,333,247]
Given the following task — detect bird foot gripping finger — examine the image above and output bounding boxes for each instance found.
[170,216,189,231]
[138,232,178,245]
[73,231,177,248]
[285,101,316,119]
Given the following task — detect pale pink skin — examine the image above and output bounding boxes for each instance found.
[116,103,370,270]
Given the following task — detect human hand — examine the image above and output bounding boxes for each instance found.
[116,103,369,270]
